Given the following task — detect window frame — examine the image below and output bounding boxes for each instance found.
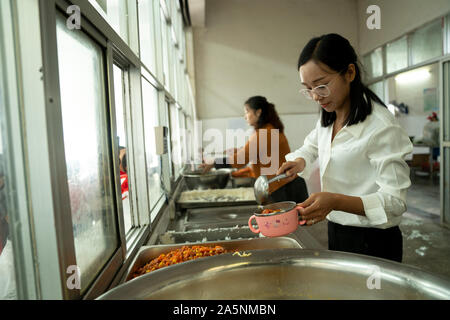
[40,0,126,300]
[410,18,444,66]
[364,13,450,86]
[111,59,136,237]
[0,0,39,300]
[15,0,197,299]
[140,76,165,213]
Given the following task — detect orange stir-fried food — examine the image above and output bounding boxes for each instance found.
[261,209,282,214]
[130,245,228,280]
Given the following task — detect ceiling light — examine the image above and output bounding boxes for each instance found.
[395,69,430,84]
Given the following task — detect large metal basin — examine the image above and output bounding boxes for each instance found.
[182,169,230,190]
[231,177,255,188]
[98,249,450,300]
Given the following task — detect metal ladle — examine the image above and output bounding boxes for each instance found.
[253,173,288,205]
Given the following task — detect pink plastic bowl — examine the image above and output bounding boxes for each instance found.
[248,202,306,237]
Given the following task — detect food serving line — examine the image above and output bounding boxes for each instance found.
[98,168,450,299]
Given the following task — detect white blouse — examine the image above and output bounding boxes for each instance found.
[286,103,413,229]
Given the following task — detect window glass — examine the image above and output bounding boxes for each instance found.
[0,36,17,301]
[138,0,156,73]
[444,61,450,141]
[185,115,193,164]
[411,19,443,65]
[113,65,132,234]
[166,25,175,96]
[56,15,118,292]
[92,0,129,44]
[160,8,170,88]
[176,60,182,102]
[181,25,187,63]
[386,36,408,74]
[362,54,371,81]
[368,47,383,78]
[171,43,179,99]
[178,110,187,166]
[164,101,174,178]
[169,105,181,179]
[141,79,163,211]
[447,13,450,54]
[0,154,16,300]
[444,148,450,224]
[369,81,385,103]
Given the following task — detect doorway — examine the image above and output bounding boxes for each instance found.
[386,63,441,218]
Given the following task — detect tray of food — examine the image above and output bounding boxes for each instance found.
[176,187,257,208]
[124,236,302,282]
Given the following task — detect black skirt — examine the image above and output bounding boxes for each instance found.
[327,220,403,263]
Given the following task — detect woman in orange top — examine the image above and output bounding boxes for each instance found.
[202,96,308,204]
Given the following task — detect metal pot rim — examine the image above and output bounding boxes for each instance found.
[97,248,450,300]
[182,171,230,178]
[255,201,297,216]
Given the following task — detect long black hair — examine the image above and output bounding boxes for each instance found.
[298,33,386,127]
[245,96,285,133]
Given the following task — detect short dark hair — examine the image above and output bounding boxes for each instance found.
[298,33,386,127]
[244,96,285,133]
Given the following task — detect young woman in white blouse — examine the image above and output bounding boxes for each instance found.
[277,34,413,262]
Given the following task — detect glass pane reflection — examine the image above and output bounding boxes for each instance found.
[444,148,450,224]
[369,81,384,103]
[386,37,408,74]
[141,79,163,211]
[138,0,156,73]
[0,44,17,300]
[56,16,118,292]
[93,0,129,44]
[113,65,132,234]
[169,105,181,179]
[411,19,443,65]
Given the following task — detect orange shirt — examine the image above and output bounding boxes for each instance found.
[230,123,291,193]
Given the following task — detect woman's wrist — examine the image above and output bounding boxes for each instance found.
[332,193,343,211]
[331,193,365,216]
[294,157,306,168]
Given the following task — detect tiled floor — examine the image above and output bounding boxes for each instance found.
[304,175,450,280]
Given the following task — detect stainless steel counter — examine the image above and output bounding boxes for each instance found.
[101,178,450,300]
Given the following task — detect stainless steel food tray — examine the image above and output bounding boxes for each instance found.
[124,236,302,282]
[177,200,257,209]
[176,187,257,209]
[183,205,259,230]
